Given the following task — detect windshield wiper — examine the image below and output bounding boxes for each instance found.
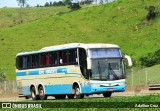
[108,63,119,80]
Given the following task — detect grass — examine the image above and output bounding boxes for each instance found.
[0,6,69,28]
[0,0,160,79]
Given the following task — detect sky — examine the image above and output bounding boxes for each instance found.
[0,0,114,8]
[0,0,60,8]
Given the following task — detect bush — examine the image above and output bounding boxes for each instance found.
[146,6,157,21]
[0,68,6,82]
[140,49,160,67]
[68,3,81,11]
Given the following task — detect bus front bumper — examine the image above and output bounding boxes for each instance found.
[81,85,126,94]
[90,85,126,94]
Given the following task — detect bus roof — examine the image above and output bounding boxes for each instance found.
[16,43,120,56]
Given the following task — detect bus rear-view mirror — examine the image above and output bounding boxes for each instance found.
[124,54,132,67]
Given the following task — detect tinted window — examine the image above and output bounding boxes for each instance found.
[32,54,39,68]
[49,52,58,66]
[69,49,77,63]
[16,48,78,70]
[17,56,23,69]
[40,53,49,67]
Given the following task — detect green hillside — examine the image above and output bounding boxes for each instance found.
[0,0,160,80]
[0,6,69,28]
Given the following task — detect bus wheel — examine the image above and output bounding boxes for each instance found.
[55,95,66,99]
[103,92,112,97]
[30,87,39,100]
[25,96,30,99]
[74,86,84,99]
[38,86,47,100]
[67,94,75,99]
[85,94,89,98]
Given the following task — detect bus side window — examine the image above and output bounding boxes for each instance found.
[17,56,23,69]
[58,51,63,65]
[79,48,87,67]
[27,55,31,68]
[69,49,77,64]
[40,53,49,67]
[46,54,49,66]
[40,54,45,66]
[79,48,89,79]
[62,51,68,64]
[49,52,58,66]
[32,54,39,68]
[23,56,27,69]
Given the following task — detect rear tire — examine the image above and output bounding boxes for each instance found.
[25,96,30,99]
[74,85,84,99]
[67,94,75,99]
[103,92,112,97]
[30,87,39,100]
[38,86,47,100]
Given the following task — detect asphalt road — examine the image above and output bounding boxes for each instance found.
[0,92,153,102]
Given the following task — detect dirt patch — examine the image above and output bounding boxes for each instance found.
[0,93,25,102]
[126,85,160,94]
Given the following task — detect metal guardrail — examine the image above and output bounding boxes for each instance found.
[149,84,160,90]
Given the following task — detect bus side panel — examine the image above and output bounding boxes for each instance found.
[80,84,92,94]
[22,86,30,96]
[44,84,72,95]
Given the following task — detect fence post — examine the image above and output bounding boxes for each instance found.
[132,68,133,85]
[4,81,6,93]
[13,80,14,91]
[138,69,140,85]
[145,68,148,85]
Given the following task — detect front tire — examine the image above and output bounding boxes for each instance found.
[74,86,84,99]
[38,86,47,100]
[103,92,112,97]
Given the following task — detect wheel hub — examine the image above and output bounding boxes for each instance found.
[76,88,80,95]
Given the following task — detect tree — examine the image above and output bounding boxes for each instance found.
[57,1,65,6]
[68,3,81,11]
[63,0,72,5]
[0,68,6,82]
[146,6,157,21]
[44,2,49,7]
[17,0,28,7]
[36,4,40,7]
[140,49,160,67]
[50,2,53,6]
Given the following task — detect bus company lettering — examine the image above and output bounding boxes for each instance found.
[39,69,57,75]
[45,69,57,74]
[39,70,45,75]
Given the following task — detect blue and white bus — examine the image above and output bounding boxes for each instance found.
[16,43,132,100]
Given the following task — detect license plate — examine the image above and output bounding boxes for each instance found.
[108,88,113,92]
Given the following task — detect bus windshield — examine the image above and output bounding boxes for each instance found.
[90,59,125,81]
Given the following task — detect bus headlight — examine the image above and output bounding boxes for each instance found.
[91,84,100,87]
